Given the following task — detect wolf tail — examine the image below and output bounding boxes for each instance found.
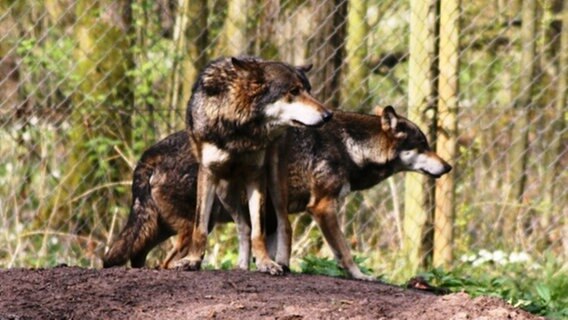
[103,159,159,268]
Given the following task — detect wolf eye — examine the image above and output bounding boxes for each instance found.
[289,87,300,96]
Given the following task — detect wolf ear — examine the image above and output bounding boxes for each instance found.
[374,106,383,116]
[296,64,313,73]
[381,105,398,132]
[381,106,407,139]
[231,57,257,72]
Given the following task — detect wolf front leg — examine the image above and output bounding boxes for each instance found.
[216,179,251,270]
[234,211,252,270]
[175,167,216,271]
[246,173,284,275]
[307,196,375,281]
[267,138,292,270]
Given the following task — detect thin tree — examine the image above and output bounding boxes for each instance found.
[168,0,208,128]
[253,0,280,59]
[215,0,250,56]
[542,0,567,236]
[505,0,537,240]
[307,0,348,108]
[343,0,369,111]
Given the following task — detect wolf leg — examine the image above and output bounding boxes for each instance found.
[247,174,283,275]
[175,167,216,271]
[267,139,291,270]
[234,212,251,270]
[161,223,193,269]
[216,179,251,270]
[131,227,171,268]
[308,196,374,281]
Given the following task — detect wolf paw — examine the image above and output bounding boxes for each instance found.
[256,259,284,276]
[279,264,291,274]
[172,257,202,271]
[236,261,250,271]
[352,272,375,281]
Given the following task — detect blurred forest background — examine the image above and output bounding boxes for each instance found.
[0,0,566,298]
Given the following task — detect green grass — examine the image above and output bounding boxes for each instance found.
[298,255,568,319]
[298,255,376,279]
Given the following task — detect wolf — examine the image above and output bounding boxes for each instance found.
[182,56,332,275]
[102,106,451,280]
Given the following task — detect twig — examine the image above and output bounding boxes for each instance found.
[19,230,104,246]
[388,177,403,249]
[68,181,132,204]
[113,145,135,170]
[105,206,119,251]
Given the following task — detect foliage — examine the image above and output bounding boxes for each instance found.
[298,253,567,319]
[299,255,375,279]
[419,253,568,319]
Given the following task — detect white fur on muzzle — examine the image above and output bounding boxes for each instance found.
[265,100,325,127]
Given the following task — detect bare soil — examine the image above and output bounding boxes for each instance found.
[0,266,543,320]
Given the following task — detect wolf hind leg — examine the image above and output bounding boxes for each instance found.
[267,140,291,270]
[307,196,374,281]
[161,223,193,269]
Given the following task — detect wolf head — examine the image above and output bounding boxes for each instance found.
[229,57,333,127]
[377,106,452,178]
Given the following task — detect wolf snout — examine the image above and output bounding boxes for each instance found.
[417,152,453,178]
[322,110,333,122]
[430,160,452,178]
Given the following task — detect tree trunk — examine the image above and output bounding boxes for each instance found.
[542,0,567,238]
[343,0,369,112]
[215,0,250,56]
[505,0,537,241]
[403,0,439,275]
[47,0,134,230]
[253,0,280,59]
[168,0,208,128]
[306,0,348,109]
[434,0,460,269]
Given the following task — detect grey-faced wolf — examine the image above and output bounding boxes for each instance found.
[183,56,332,275]
[102,106,451,280]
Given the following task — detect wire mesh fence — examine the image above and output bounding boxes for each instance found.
[0,0,566,279]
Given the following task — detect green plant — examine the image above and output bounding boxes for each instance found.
[419,255,568,319]
[298,255,375,279]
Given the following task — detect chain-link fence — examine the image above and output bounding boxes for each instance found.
[1,0,566,279]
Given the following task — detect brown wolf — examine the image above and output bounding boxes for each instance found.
[183,56,332,275]
[103,106,451,280]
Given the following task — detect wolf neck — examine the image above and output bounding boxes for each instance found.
[337,114,393,168]
[334,120,397,190]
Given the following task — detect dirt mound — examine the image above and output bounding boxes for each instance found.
[0,267,542,320]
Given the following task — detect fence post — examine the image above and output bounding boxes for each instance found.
[403,0,439,275]
[434,0,460,269]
